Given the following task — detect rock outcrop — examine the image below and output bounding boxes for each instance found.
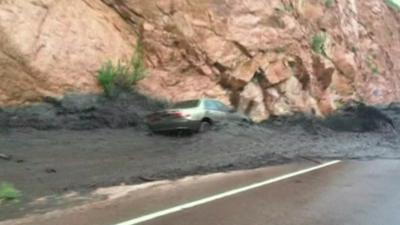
[1,0,399,121]
[0,0,135,105]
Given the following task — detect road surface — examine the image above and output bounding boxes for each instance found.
[2,160,400,225]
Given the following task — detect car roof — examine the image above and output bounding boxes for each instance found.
[171,98,223,105]
[200,98,222,102]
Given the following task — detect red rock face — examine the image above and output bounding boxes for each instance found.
[0,0,136,105]
[0,0,399,121]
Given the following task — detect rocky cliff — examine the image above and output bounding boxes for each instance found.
[0,0,399,121]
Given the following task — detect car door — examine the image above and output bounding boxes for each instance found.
[204,100,226,122]
[214,101,248,122]
[214,101,232,118]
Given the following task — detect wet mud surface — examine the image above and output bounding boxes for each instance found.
[1,94,400,220]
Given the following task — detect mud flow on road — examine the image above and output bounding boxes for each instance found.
[1,95,400,220]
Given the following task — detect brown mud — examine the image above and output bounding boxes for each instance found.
[1,93,399,220]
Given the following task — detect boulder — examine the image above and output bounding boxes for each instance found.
[318,91,336,115]
[0,153,11,161]
[226,59,260,90]
[238,82,270,122]
[331,49,357,79]
[330,71,355,96]
[264,60,292,85]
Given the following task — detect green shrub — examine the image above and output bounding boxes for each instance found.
[366,55,379,76]
[129,39,146,86]
[351,46,358,53]
[274,47,286,53]
[0,182,21,202]
[286,4,294,12]
[98,61,117,97]
[371,67,379,75]
[385,0,400,11]
[311,32,328,56]
[334,99,345,109]
[97,39,147,97]
[277,3,294,12]
[324,0,334,8]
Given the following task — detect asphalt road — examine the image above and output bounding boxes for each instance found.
[2,160,400,225]
[136,160,400,225]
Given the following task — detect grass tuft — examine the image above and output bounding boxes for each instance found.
[0,182,21,202]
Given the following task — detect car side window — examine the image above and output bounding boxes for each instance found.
[204,100,219,111]
[215,101,230,112]
[205,100,230,112]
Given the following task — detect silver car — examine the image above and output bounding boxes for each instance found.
[146,99,250,133]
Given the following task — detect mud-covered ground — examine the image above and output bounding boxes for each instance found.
[1,93,400,221]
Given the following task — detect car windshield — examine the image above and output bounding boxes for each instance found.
[170,100,200,109]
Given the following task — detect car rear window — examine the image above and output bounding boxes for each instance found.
[170,100,200,109]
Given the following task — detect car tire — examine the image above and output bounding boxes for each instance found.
[198,121,211,133]
[242,118,253,125]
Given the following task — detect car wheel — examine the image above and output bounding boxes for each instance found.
[198,121,211,133]
[242,118,253,124]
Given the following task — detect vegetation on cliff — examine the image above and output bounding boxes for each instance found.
[98,38,147,97]
[385,0,400,10]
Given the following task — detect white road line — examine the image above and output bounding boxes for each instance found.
[114,160,341,225]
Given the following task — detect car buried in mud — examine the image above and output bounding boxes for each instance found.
[145,99,251,133]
